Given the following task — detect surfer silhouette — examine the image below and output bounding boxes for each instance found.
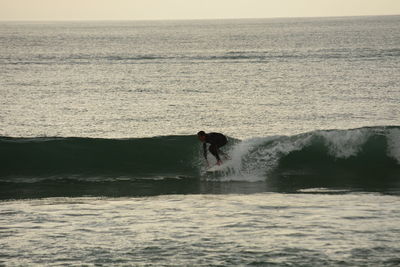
[197,131,229,166]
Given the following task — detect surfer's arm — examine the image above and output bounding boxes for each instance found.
[203,143,207,159]
[202,143,210,167]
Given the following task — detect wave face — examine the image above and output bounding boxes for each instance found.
[0,135,199,179]
[1,126,400,199]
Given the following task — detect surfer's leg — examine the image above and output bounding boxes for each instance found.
[208,144,219,160]
[216,139,230,159]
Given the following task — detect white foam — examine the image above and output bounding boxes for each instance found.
[208,137,272,182]
[206,134,314,182]
[318,129,370,158]
[297,188,351,193]
[202,127,400,182]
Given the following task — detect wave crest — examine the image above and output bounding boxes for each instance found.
[208,126,400,183]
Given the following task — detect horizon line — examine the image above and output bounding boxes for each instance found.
[0,13,399,22]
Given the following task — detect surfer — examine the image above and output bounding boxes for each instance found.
[197,131,228,166]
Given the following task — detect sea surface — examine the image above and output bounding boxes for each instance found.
[1,15,400,266]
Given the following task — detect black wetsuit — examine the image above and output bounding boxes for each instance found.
[203,132,228,161]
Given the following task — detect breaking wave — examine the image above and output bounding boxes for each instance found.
[1,126,400,198]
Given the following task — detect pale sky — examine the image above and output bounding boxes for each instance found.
[0,0,399,21]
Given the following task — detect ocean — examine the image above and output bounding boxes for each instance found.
[1,15,400,266]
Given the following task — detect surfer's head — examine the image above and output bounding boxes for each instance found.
[197,131,206,142]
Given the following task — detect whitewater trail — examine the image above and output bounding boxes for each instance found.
[204,126,400,182]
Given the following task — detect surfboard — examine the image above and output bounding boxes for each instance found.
[206,163,229,173]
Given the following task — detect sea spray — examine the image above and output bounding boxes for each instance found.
[205,126,400,183]
[318,128,371,158]
[387,128,400,164]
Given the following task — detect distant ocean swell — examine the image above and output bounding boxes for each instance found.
[1,126,400,199]
[2,48,399,65]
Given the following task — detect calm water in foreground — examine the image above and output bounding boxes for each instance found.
[1,193,400,266]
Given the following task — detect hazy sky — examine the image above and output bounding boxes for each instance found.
[1,0,399,21]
